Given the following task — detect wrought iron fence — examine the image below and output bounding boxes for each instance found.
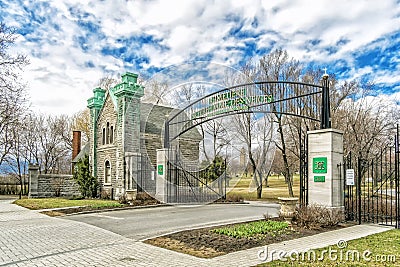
[342,127,400,228]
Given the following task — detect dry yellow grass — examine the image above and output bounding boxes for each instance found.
[14,198,123,210]
[227,174,300,202]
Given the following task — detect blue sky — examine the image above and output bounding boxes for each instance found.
[1,0,399,114]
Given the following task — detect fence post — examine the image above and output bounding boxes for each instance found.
[224,158,227,200]
[164,119,170,149]
[321,72,331,129]
[28,164,39,198]
[396,125,399,229]
[357,156,362,225]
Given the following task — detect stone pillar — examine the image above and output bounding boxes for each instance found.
[155,149,175,203]
[124,152,140,200]
[28,164,40,198]
[87,87,106,178]
[114,72,144,197]
[308,128,344,209]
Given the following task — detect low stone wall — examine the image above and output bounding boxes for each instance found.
[28,164,81,198]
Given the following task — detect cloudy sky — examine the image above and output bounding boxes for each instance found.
[1,0,399,114]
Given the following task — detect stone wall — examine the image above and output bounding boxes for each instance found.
[28,164,81,198]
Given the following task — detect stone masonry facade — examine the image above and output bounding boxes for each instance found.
[87,72,202,200]
[95,93,119,198]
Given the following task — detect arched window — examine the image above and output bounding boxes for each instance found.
[102,128,106,145]
[106,122,110,144]
[110,125,114,143]
[105,160,111,184]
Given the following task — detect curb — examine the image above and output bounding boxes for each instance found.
[39,201,258,216]
[39,203,171,216]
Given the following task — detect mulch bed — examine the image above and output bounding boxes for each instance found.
[144,219,352,258]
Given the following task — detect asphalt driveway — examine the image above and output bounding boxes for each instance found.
[65,202,280,240]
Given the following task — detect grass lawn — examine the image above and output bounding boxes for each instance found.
[14,198,124,210]
[258,229,400,266]
[227,174,300,202]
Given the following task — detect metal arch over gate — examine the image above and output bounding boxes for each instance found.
[164,77,330,149]
[159,77,331,204]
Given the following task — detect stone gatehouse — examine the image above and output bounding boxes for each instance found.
[74,72,201,199]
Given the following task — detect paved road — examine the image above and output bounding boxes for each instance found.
[0,199,392,267]
[0,195,18,200]
[65,202,280,240]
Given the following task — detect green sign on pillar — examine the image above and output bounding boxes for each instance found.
[313,157,327,173]
[314,176,326,182]
[157,165,164,175]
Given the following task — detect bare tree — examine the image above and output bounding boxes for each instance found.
[70,109,90,144]
[39,115,71,174]
[254,115,276,189]
[98,75,118,91]
[142,79,170,104]
[232,112,275,198]
[232,113,259,193]
[23,114,71,174]
[258,49,302,197]
[2,113,71,194]
[1,118,30,197]
[201,119,230,163]
[172,83,197,106]
[169,83,230,164]
[303,70,397,160]
[225,58,278,198]
[259,55,364,197]
[0,22,29,165]
[334,84,397,159]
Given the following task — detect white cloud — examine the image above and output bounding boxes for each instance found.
[1,0,398,115]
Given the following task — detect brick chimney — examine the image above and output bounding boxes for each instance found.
[72,131,81,160]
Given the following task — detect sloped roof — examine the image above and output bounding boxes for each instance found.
[140,102,202,141]
[72,142,89,163]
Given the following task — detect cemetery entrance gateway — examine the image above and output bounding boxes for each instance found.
[159,76,331,204]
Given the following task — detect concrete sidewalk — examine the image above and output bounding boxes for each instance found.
[0,200,393,267]
[211,224,392,266]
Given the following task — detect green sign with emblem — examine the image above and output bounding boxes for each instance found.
[157,165,164,175]
[313,157,327,173]
[314,176,326,182]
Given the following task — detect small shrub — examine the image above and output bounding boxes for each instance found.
[263,213,273,220]
[100,190,111,200]
[345,197,397,223]
[136,192,154,201]
[294,204,344,229]
[73,155,98,198]
[67,196,84,200]
[118,194,128,204]
[226,193,244,203]
[51,177,65,197]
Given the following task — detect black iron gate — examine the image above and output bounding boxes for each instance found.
[166,150,226,204]
[299,129,308,207]
[342,128,400,228]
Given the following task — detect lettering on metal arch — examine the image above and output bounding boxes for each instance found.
[191,88,273,119]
